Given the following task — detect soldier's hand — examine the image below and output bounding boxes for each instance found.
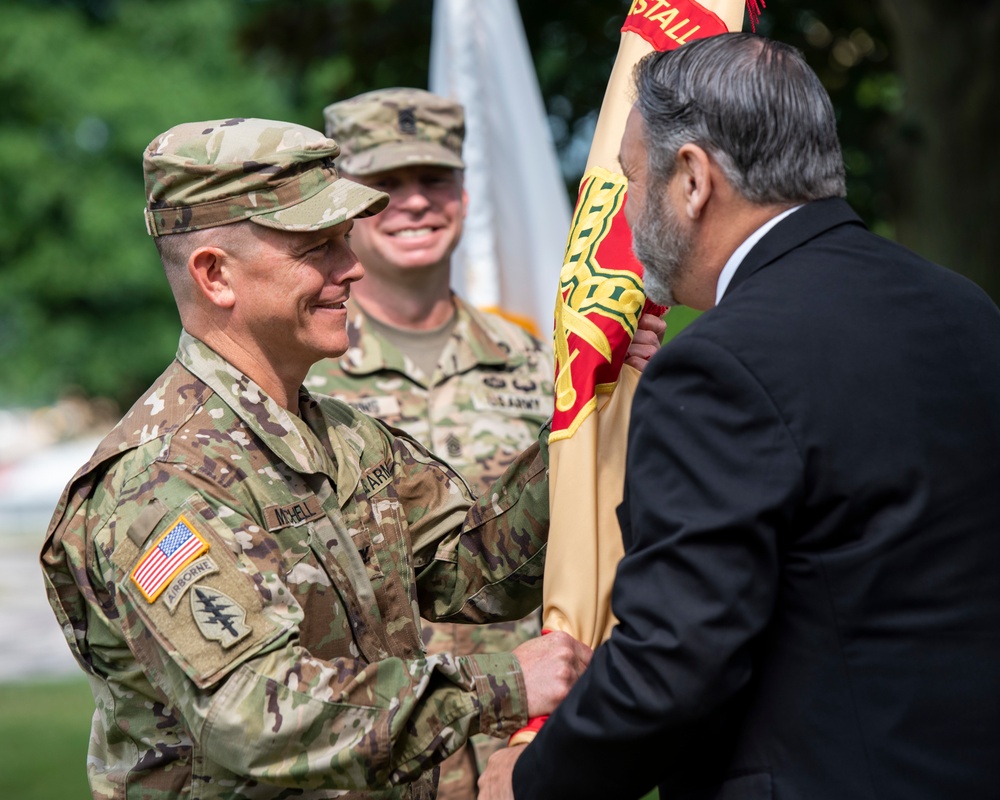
[478,742,526,800]
[624,311,667,372]
[513,630,592,718]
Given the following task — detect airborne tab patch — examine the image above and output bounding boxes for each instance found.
[131,515,210,603]
[163,555,220,613]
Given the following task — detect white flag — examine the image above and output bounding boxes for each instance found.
[429,0,571,338]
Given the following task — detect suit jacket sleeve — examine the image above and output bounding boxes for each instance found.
[514,332,804,799]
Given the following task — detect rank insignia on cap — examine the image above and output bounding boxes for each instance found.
[131,515,210,603]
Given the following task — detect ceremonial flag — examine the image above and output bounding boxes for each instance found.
[429,0,571,338]
[512,0,756,746]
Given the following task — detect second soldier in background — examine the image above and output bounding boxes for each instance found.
[306,88,551,799]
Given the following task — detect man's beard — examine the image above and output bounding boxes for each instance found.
[631,187,693,308]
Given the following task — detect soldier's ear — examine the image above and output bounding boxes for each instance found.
[188,246,236,310]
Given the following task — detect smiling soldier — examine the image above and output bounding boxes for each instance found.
[305,89,555,800]
[39,116,594,800]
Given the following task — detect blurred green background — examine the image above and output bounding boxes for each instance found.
[3,0,997,413]
[0,680,93,797]
[1,1,997,798]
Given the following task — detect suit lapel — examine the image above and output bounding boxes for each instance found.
[723,198,866,300]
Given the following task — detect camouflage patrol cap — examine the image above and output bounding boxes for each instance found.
[323,88,465,176]
[142,117,389,237]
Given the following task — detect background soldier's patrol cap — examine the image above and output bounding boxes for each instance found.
[323,88,465,176]
[142,117,388,237]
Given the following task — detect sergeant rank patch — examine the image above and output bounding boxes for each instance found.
[191,586,251,649]
[131,515,210,603]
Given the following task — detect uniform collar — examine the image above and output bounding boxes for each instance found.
[177,331,346,483]
[336,295,516,382]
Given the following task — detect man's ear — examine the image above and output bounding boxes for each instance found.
[188,246,236,309]
[675,143,714,220]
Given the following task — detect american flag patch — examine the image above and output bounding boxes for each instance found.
[131,514,210,603]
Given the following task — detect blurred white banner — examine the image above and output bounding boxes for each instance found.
[429,0,571,338]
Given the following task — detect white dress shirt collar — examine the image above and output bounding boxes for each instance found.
[714,205,802,305]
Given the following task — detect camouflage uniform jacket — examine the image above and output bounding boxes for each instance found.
[40,331,549,800]
[305,296,554,493]
[305,298,554,790]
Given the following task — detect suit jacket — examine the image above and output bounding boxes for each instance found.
[513,198,1000,799]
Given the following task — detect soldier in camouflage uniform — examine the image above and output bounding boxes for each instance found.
[305,89,552,800]
[39,117,593,800]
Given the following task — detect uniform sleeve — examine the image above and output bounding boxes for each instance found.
[513,335,803,799]
[195,644,527,789]
[94,467,530,793]
[396,420,551,625]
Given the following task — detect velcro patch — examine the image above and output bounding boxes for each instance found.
[360,461,394,496]
[131,515,210,603]
[126,498,169,547]
[263,496,324,531]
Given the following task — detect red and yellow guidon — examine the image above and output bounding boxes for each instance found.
[552,167,655,441]
[623,0,729,48]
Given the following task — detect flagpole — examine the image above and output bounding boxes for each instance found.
[511,0,755,747]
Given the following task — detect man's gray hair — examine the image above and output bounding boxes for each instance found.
[633,32,846,204]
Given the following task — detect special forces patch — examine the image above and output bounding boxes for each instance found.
[190,585,252,649]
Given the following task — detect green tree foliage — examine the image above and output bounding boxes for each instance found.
[237,0,902,229]
[0,0,296,408]
[877,0,1000,297]
[2,0,996,412]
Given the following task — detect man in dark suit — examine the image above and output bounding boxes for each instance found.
[479,31,1000,800]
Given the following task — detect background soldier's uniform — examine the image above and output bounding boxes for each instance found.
[315,88,557,798]
[307,296,553,796]
[41,332,549,799]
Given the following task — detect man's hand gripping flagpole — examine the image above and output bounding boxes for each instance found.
[510,0,758,747]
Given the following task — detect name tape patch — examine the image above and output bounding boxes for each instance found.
[346,396,402,418]
[360,462,394,496]
[473,392,544,413]
[131,514,210,603]
[263,497,324,531]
